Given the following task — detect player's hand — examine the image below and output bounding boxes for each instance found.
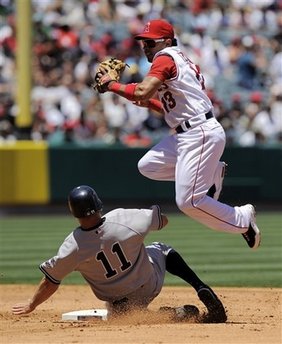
[12,302,35,315]
[92,58,128,93]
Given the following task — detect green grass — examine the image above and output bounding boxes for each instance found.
[0,212,281,287]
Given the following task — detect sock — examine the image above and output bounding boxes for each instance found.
[166,250,207,292]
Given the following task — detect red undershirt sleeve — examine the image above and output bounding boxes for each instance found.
[147,55,177,81]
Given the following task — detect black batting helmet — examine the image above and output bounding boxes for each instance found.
[68,185,103,218]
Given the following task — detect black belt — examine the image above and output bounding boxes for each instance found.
[175,111,213,133]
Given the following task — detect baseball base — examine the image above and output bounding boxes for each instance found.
[62,309,108,321]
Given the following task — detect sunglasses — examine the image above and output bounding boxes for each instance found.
[142,39,165,48]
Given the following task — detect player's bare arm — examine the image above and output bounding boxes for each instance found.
[12,277,59,315]
[106,75,163,101]
[113,76,164,114]
[133,76,163,99]
[133,77,165,114]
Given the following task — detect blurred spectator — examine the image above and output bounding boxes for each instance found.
[54,24,79,50]
[72,111,96,142]
[269,84,282,142]
[0,119,16,142]
[236,91,271,146]
[1,0,281,147]
[101,93,127,143]
[1,14,16,58]
[236,36,260,89]
[121,129,152,147]
[268,33,282,86]
[219,94,244,145]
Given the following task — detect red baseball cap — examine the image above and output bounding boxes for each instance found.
[135,19,175,40]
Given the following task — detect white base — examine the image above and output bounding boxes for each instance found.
[62,309,108,321]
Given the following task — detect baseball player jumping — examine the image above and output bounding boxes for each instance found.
[94,19,261,250]
[12,185,226,323]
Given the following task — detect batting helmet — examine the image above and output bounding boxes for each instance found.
[68,185,103,218]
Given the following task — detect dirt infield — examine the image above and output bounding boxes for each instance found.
[1,285,281,344]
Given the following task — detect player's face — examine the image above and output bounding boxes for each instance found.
[140,39,166,62]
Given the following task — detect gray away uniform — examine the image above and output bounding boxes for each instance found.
[40,205,172,306]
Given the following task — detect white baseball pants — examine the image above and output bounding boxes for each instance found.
[138,118,250,234]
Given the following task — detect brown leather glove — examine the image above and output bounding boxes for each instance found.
[92,58,129,93]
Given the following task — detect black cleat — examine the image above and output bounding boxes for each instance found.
[198,287,227,323]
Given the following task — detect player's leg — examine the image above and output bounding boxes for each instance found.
[145,242,197,321]
[146,242,227,323]
[138,135,177,181]
[175,122,261,248]
[106,243,169,317]
[165,249,227,323]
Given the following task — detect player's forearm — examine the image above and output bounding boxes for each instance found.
[108,82,164,114]
[108,80,158,101]
[108,82,137,101]
[29,277,59,310]
[12,277,59,315]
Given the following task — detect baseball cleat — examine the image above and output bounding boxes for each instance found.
[207,161,227,201]
[198,287,227,323]
[242,204,261,249]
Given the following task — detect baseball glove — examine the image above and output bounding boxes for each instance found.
[92,58,129,93]
[159,305,200,322]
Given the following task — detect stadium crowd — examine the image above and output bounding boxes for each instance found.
[0,0,281,147]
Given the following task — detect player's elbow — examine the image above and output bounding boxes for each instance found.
[135,84,156,100]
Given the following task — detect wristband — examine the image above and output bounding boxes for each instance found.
[124,84,137,101]
[109,82,137,101]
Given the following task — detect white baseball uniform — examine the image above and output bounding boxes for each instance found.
[138,46,252,234]
[40,205,171,306]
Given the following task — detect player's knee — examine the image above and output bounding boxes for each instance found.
[175,193,205,213]
[137,158,147,176]
[138,157,152,178]
[177,203,198,218]
[176,194,207,217]
[175,196,194,213]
